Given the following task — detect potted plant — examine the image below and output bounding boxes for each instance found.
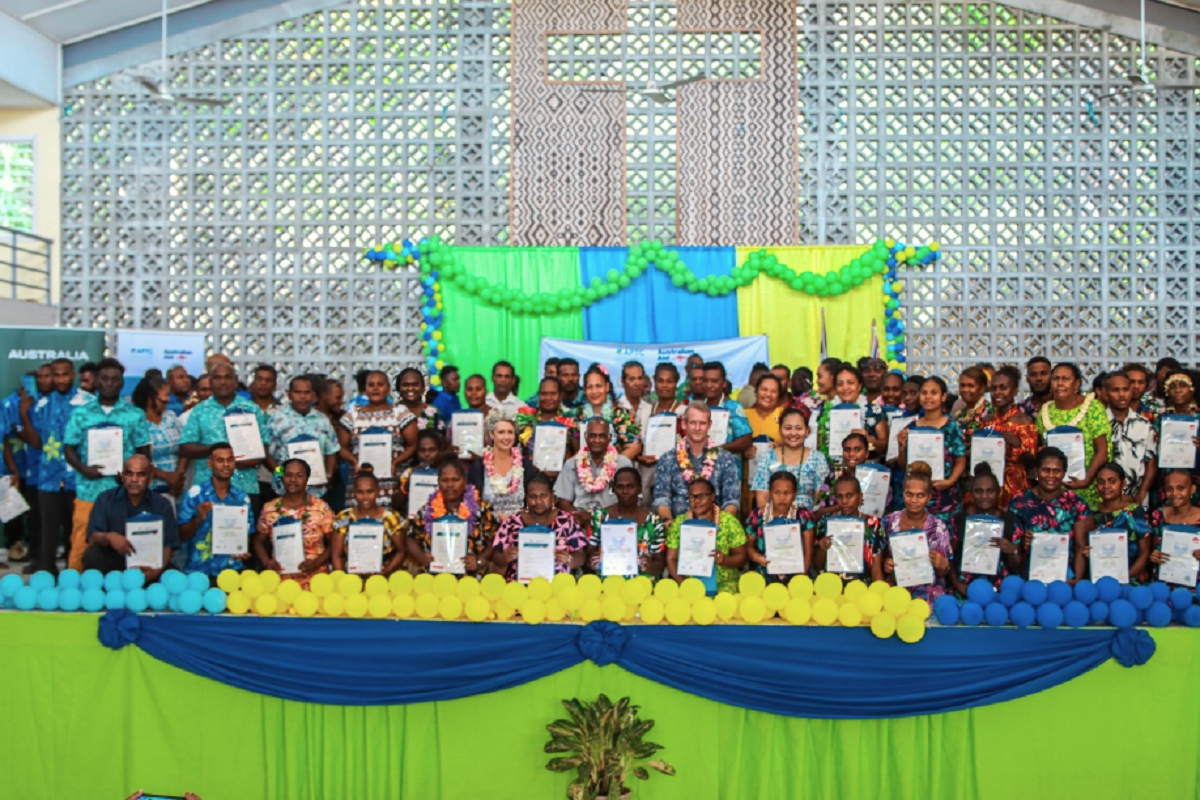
[544,694,675,800]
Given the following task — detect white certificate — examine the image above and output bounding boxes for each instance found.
[1089,528,1129,584]
[855,464,890,519]
[763,518,806,575]
[451,410,485,457]
[1046,428,1086,481]
[124,515,164,570]
[406,468,439,518]
[430,516,468,574]
[600,518,639,577]
[1028,533,1070,584]
[677,519,717,578]
[890,529,934,588]
[1159,525,1200,587]
[346,519,385,575]
[87,426,123,476]
[961,516,1004,576]
[907,427,945,482]
[708,408,731,444]
[828,406,863,461]
[357,430,394,480]
[970,432,1007,487]
[886,413,917,461]
[532,424,568,473]
[0,476,29,523]
[286,437,327,485]
[746,435,774,488]
[824,516,865,574]
[1159,416,1198,469]
[272,519,304,574]
[643,413,678,459]
[517,525,557,583]
[223,411,266,462]
[210,503,249,556]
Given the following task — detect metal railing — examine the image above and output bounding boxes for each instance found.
[0,225,51,305]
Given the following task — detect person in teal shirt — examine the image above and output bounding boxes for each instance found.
[700,361,753,478]
[63,358,152,572]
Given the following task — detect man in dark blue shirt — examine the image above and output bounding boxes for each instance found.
[83,454,179,580]
[430,365,462,420]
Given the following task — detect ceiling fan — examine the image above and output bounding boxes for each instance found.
[1088,0,1200,112]
[133,0,231,107]
[580,73,708,105]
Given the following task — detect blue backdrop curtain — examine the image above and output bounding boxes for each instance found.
[580,246,739,343]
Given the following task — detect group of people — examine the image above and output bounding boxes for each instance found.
[2,350,1198,604]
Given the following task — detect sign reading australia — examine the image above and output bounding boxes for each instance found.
[7,348,92,360]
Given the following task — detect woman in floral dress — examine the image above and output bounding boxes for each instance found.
[253,459,335,588]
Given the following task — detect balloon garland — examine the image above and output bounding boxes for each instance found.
[362,237,941,385]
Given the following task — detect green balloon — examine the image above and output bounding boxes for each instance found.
[672,274,685,287]
[617,275,631,288]
[829,280,844,294]
[686,281,699,293]
[606,269,620,282]
[585,288,598,302]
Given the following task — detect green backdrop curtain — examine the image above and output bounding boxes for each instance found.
[3,614,1198,799]
[439,247,584,397]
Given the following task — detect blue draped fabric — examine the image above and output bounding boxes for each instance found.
[580,247,739,343]
[99,613,1153,719]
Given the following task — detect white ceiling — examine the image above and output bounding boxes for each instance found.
[0,0,216,44]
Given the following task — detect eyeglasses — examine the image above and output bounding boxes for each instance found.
[689,491,714,501]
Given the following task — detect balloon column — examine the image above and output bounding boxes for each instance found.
[881,238,939,372]
[363,238,446,388]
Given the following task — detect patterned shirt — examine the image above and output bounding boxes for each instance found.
[180,396,271,496]
[404,489,501,575]
[1035,396,1112,509]
[492,509,589,581]
[257,495,335,587]
[147,410,183,492]
[910,417,967,522]
[652,446,741,517]
[1107,409,1156,500]
[177,479,253,576]
[745,503,814,582]
[881,510,954,601]
[63,398,152,502]
[666,510,747,594]
[812,512,886,584]
[1092,504,1150,584]
[404,404,446,436]
[339,404,416,507]
[1008,488,1089,581]
[588,507,667,567]
[815,398,886,464]
[267,405,340,499]
[749,446,830,508]
[1148,508,1200,586]
[951,509,1024,589]
[575,401,640,449]
[333,506,405,565]
[32,388,91,493]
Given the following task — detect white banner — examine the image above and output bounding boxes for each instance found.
[539,335,769,398]
[116,330,208,392]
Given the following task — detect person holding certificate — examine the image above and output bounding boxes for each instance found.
[336,369,417,509]
[397,430,446,516]
[811,473,886,584]
[896,376,967,524]
[332,468,407,576]
[396,367,446,437]
[975,366,1037,507]
[665,477,747,594]
[652,403,741,523]
[253,459,335,588]
[750,407,830,510]
[811,433,872,521]
[633,363,687,508]
[1149,470,1200,587]
[698,362,753,473]
[876,463,953,601]
[1034,363,1111,509]
[177,443,253,577]
[492,473,587,581]
[1007,447,1091,582]
[462,374,496,419]
[745,471,815,583]
[266,376,340,501]
[1103,371,1157,507]
[514,377,578,479]
[81,455,179,579]
[1088,462,1151,584]
[586,467,666,578]
[948,464,1024,593]
[1152,371,1200,507]
[466,411,525,521]
[579,365,641,460]
[131,375,189,500]
[63,358,152,572]
[814,366,887,464]
[555,418,634,527]
[405,459,500,576]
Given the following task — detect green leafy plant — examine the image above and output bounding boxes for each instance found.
[545,694,675,800]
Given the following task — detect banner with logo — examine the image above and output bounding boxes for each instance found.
[0,326,106,396]
[115,330,207,392]
[538,335,769,397]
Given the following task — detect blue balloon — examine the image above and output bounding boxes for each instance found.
[1128,586,1153,610]
[1170,588,1194,610]
[1021,580,1048,606]
[1010,601,1036,628]
[1108,598,1137,628]
[1173,606,1187,624]
[1063,600,1090,628]
[1149,582,1171,603]
[122,569,145,591]
[1000,575,1024,595]
[984,602,1009,627]
[29,570,55,592]
[178,589,203,615]
[58,587,82,612]
[104,570,124,592]
[80,569,104,591]
[1036,603,1064,629]
[1095,576,1121,603]
[966,579,995,607]
[1047,580,1072,607]
[168,595,180,613]
[998,588,1020,608]
[960,601,984,626]
[81,587,106,612]
[146,583,169,611]
[202,588,227,614]
[1146,601,1172,627]
[1185,606,1200,628]
[1072,579,1097,605]
[105,589,125,610]
[36,587,59,611]
[57,569,81,590]
[0,573,23,598]
[187,572,210,594]
[125,587,148,613]
[1119,583,1133,600]
[13,586,37,610]
[933,595,960,625]
[161,570,188,595]
[1089,600,1109,624]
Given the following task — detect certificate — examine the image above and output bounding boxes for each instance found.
[1158,525,1200,587]
[0,476,29,523]
[357,428,394,480]
[430,515,468,574]
[890,529,934,588]
[406,468,439,517]
[600,517,639,577]
[643,413,678,459]
[677,519,718,592]
[517,524,556,583]
[532,423,568,473]
[346,519,385,575]
[286,436,327,485]
[961,515,1004,576]
[824,515,865,574]
[970,431,1007,486]
[1089,528,1129,584]
[1046,427,1086,481]
[763,518,805,575]
[223,410,266,462]
[451,410,485,457]
[272,519,304,574]
[828,405,863,461]
[124,513,164,570]
[907,426,945,482]
[87,426,123,476]
[855,463,890,519]
[1028,532,1070,583]
[709,408,731,444]
[1158,415,1198,469]
[210,503,249,556]
[886,413,917,461]
[746,435,774,486]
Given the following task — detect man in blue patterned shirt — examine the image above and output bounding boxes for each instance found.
[178,442,253,576]
[701,361,753,478]
[267,375,339,499]
[653,402,740,522]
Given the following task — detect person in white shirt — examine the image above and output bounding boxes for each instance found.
[486,360,524,414]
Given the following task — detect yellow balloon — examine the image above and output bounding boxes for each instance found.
[413,573,434,595]
[557,585,583,612]
[871,611,897,639]
[544,598,567,622]
[692,596,717,625]
[254,593,278,616]
[328,569,347,585]
[551,573,577,595]
[415,592,439,619]
[369,594,392,619]
[216,569,241,593]
[869,580,891,597]
[438,595,463,620]
[528,577,553,601]
[762,583,790,611]
[577,574,603,598]
[322,592,346,617]
[857,591,883,618]
[579,598,603,623]
[906,598,931,621]
[883,586,912,616]
[812,597,838,626]
[364,574,389,597]
[602,595,627,622]
[388,570,414,596]
[897,615,926,643]
[521,598,546,625]
[714,592,738,621]
[431,573,458,598]
[601,575,626,595]
[623,600,639,621]
[653,578,679,601]
[240,573,264,599]
[843,580,868,602]
[226,590,250,615]
[255,570,278,594]
[464,596,490,622]
[839,602,864,627]
[833,594,846,606]
[660,597,687,625]
[501,580,528,608]
[632,576,655,600]
[276,579,301,604]
[785,597,811,625]
[392,594,414,619]
[456,576,481,601]
[309,572,334,598]
[338,574,364,597]
[620,579,643,606]
[680,578,707,603]
[739,595,766,624]
[739,572,766,597]
[814,572,843,599]
[788,574,814,600]
[493,599,516,621]
[345,593,369,618]
[293,591,319,617]
[639,596,665,625]
[480,573,507,601]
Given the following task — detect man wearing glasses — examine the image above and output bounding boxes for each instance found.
[652,402,740,524]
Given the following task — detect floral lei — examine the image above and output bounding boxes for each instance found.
[677,437,719,484]
[483,446,524,496]
[424,483,481,533]
[577,445,619,493]
[515,405,577,446]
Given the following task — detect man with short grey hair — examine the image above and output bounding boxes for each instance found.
[554,417,633,527]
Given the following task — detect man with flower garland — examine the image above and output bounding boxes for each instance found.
[653,402,741,524]
[555,417,633,528]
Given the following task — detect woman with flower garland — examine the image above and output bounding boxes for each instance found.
[665,476,748,594]
[1152,371,1200,508]
[1008,447,1091,583]
[467,410,524,521]
[586,466,667,578]
[337,369,417,509]
[975,365,1037,508]
[555,417,633,528]
[404,458,499,576]
[1089,462,1150,584]
[745,471,814,583]
[492,473,588,581]
[514,376,579,479]
[331,467,407,576]
[897,376,967,524]
[952,366,990,434]
[578,364,641,460]
[751,406,829,510]
[875,462,954,602]
[1149,470,1200,586]
[396,367,445,437]
[814,365,888,463]
[1034,362,1111,510]
[252,458,335,589]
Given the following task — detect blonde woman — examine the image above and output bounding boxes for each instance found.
[468,408,525,521]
